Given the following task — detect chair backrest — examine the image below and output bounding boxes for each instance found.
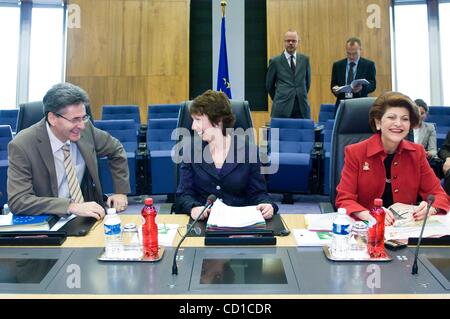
[318,103,335,125]
[323,119,335,152]
[330,97,376,207]
[101,105,140,128]
[427,106,450,128]
[147,118,178,151]
[16,101,45,133]
[0,125,13,160]
[16,101,93,133]
[94,119,138,153]
[0,109,19,132]
[177,99,253,138]
[269,118,315,153]
[148,104,181,119]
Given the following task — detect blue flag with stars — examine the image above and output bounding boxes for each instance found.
[217,16,232,98]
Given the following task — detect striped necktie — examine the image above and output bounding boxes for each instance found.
[62,144,84,203]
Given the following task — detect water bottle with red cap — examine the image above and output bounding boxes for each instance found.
[141,197,158,258]
[368,198,387,258]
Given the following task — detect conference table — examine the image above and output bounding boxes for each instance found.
[1,208,449,299]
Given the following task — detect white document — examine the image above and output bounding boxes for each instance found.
[385,215,450,240]
[50,214,76,231]
[293,229,332,246]
[207,200,265,228]
[334,79,370,94]
[137,224,179,247]
[0,213,13,226]
[304,213,338,231]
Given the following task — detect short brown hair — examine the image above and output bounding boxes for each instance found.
[190,90,236,136]
[346,37,361,47]
[369,91,420,132]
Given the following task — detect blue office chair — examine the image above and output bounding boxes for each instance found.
[148,104,181,119]
[0,109,19,134]
[0,125,13,207]
[267,118,315,196]
[94,120,137,195]
[101,105,141,132]
[323,119,334,195]
[427,106,450,148]
[329,97,376,208]
[317,103,335,127]
[147,118,178,195]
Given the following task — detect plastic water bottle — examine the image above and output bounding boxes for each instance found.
[331,208,351,258]
[141,198,158,258]
[104,208,123,258]
[368,198,386,258]
[2,204,10,215]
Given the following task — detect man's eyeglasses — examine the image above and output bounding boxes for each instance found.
[55,113,90,124]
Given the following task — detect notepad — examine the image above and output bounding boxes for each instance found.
[0,213,59,231]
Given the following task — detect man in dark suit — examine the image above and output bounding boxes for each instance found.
[7,83,130,218]
[266,30,311,119]
[331,37,376,116]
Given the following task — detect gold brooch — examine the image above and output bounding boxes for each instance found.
[363,162,370,171]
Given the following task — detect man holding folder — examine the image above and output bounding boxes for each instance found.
[330,37,377,116]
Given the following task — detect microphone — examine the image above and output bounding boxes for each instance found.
[411,195,435,275]
[172,194,217,275]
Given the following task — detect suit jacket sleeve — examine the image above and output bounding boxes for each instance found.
[360,60,376,96]
[335,146,369,214]
[416,146,449,212]
[246,161,278,214]
[7,141,71,215]
[265,58,277,100]
[427,123,438,158]
[175,162,204,214]
[90,124,130,194]
[305,56,311,93]
[330,62,339,96]
[438,131,450,160]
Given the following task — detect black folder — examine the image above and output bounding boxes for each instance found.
[205,229,276,246]
[0,231,67,246]
[408,235,450,246]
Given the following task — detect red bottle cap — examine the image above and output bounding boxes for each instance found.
[374,198,383,207]
[144,198,153,206]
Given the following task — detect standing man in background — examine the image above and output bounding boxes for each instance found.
[331,37,376,116]
[266,29,311,119]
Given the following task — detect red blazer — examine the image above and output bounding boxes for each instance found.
[336,134,449,214]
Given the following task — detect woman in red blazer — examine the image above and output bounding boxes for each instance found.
[336,92,449,225]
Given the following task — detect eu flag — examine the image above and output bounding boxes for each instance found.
[217,16,232,98]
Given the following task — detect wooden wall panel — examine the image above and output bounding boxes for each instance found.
[66,0,189,124]
[266,0,392,122]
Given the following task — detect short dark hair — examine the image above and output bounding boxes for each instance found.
[346,37,362,47]
[43,83,89,118]
[190,90,236,136]
[369,91,420,132]
[414,98,428,112]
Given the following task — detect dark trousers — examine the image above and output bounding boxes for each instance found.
[290,96,303,118]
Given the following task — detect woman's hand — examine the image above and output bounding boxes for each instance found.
[383,207,395,226]
[190,206,210,220]
[413,201,437,221]
[256,203,274,220]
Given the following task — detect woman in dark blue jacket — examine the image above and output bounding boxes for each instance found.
[175,90,277,220]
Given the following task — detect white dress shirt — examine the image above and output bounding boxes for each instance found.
[46,123,86,199]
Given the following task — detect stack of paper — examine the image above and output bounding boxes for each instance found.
[293,229,332,246]
[0,213,59,231]
[304,213,337,231]
[206,200,266,231]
